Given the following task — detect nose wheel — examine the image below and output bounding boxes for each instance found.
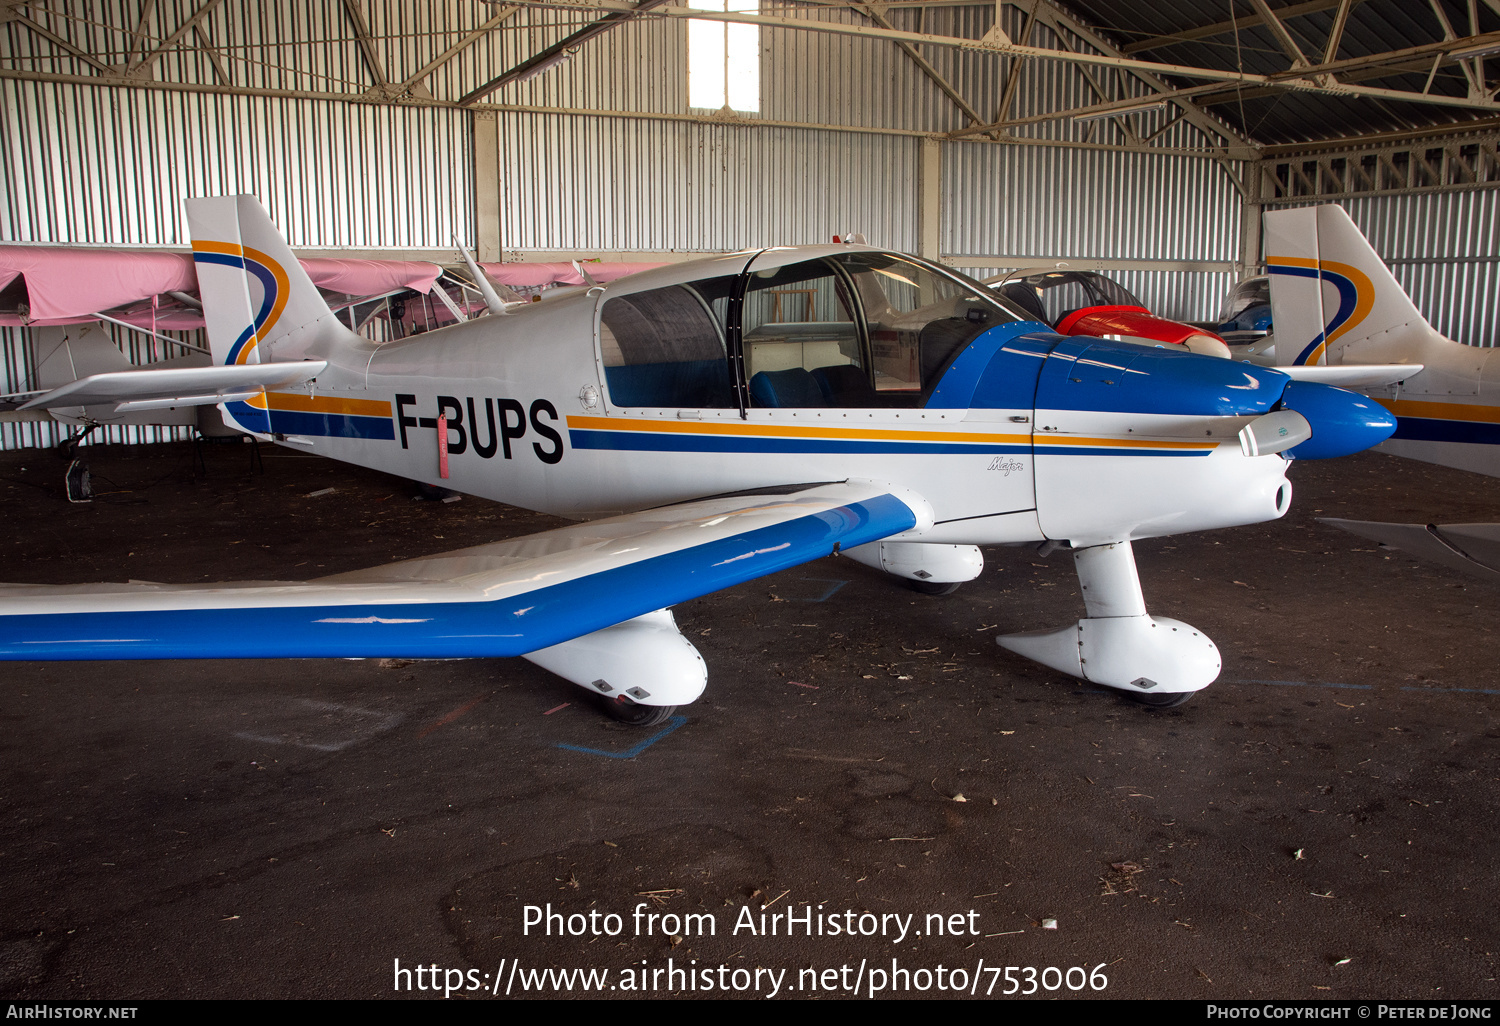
[1125,689,1195,709]
[907,579,962,596]
[596,693,677,727]
[996,540,1219,701]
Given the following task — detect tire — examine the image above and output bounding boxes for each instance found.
[1126,689,1195,709]
[414,481,459,501]
[906,579,962,596]
[596,694,677,727]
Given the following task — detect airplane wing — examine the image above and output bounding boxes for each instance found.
[19,360,328,413]
[1274,364,1422,388]
[1320,517,1500,583]
[0,481,919,660]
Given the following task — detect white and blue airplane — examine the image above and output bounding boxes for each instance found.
[0,196,1399,718]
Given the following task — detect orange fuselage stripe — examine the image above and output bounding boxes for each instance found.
[566,416,1216,450]
[1377,398,1500,425]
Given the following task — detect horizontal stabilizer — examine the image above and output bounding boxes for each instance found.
[20,361,327,411]
[0,482,919,661]
[1274,364,1422,388]
[1320,518,1500,583]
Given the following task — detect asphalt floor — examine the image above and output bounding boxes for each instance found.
[0,439,1496,1000]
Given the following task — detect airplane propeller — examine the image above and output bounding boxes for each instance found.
[1238,409,1312,457]
[1266,380,1397,460]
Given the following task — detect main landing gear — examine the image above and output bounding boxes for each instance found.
[844,540,984,595]
[524,609,701,727]
[996,540,1218,708]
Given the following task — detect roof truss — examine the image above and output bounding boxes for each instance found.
[1,0,1497,157]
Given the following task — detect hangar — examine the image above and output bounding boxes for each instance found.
[1,0,1498,1000]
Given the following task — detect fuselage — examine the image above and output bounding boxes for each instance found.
[231,246,1300,548]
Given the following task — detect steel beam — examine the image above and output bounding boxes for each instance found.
[490,0,1280,84]
[125,0,159,69]
[1323,0,1353,63]
[129,0,226,75]
[11,13,116,75]
[399,5,523,94]
[1027,2,1252,149]
[192,22,231,85]
[1120,0,1354,55]
[852,2,987,128]
[917,136,941,260]
[473,112,501,262]
[341,0,390,93]
[989,0,1041,137]
[956,27,1500,139]
[457,0,675,107]
[1246,0,1313,69]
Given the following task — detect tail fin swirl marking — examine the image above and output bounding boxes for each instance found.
[1265,257,1375,366]
[190,241,291,365]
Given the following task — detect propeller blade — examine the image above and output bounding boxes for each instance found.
[1238,409,1312,457]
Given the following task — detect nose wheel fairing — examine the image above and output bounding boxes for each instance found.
[996,541,1221,697]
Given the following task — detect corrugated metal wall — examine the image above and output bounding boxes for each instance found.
[1,1,474,447]
[0,85,473,248]
[496,116,918,252]
[6,1,1493,451]
[942,143,1244,321]
[1336,192,1499,349]
[484,0,1241,326]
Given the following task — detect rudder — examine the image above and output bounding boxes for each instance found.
[186,194,356,434]
[187,195,353,367]
[1265,204,1431,366]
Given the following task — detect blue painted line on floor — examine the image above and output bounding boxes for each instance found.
[796,578,848,603]
[555,715,688,759]
[1400,686,1500,696]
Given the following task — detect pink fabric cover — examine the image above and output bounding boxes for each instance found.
[479,261,665,287]
[0,247,197,322]
[0,247,444,327]
[299,257,441,297]
[0,247,664,329]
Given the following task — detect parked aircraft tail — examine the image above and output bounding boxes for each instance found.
[185,195,358,434]
[185,195,357,369]
[1264,204,1447,367]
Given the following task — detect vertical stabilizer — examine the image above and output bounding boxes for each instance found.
[186,195,359,435]
[1265,204,1436,366]
[186,195,354,367]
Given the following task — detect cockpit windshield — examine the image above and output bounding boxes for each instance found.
[990,271,1144,328]
[828,253,1027,395]
[601,249,1034,411]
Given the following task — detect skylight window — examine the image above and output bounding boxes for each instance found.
[688,0,760,112]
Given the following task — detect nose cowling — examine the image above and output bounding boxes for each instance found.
[1031,337,1291,417]
[1276,381,1397,460]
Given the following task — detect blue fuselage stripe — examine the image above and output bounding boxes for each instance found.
[1032,445,1213,457]
[1393,416,1500,446]
[268,410,397,440]
[0,495,918,661]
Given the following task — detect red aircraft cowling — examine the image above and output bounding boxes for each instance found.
[1057,305,1221,346]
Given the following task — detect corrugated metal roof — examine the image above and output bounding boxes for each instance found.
[1056,0,1500,146]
